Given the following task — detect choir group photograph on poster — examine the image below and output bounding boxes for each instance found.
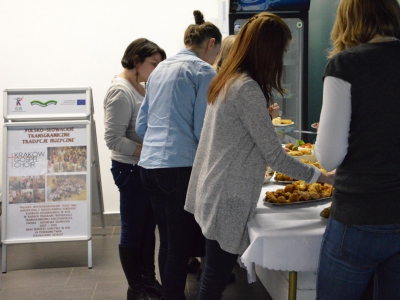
[46,174,87,202]
[8,175,46,204]
[47,146,87,173]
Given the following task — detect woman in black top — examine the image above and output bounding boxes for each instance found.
[315,0,400,299]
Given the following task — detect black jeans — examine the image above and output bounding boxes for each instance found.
[140,167,199,300]
[110,160,155,250]
[198,239,238,300]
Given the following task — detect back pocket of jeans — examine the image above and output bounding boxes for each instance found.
[111,164,132,190]
[340,224,395,269]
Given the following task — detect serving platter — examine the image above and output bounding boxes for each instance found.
[272,172,296,184]
[274,122,294,127]
[273,179,296,184]
[264,197,332,206]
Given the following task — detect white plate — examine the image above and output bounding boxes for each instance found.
[274,122,294,127]
[298,145,313,151]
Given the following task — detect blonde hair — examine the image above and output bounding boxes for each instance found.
[329,0,400,58]
[213,35,236,73]
[207,12,291,106]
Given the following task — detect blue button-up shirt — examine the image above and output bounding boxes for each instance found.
[136,49,216,168]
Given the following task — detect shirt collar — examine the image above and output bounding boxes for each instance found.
[178,48,199,58]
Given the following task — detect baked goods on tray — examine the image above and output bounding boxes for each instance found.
[264,180,333,204]
[320,203,332,218]
[275,160,325,182]
[284,142,313,155]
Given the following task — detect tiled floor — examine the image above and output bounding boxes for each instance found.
[0,226,272,300]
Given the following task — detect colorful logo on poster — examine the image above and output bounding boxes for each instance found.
[30,100,58,107]
[15,97,24,106]
[8,151,46,169]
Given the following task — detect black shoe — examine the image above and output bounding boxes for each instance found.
[119,246,159,300]
[128,286,159,300]
[187,258,201,274]
[141,239,163,299]
[143,279,163,298]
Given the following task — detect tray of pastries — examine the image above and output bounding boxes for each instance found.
[274,160,324,183]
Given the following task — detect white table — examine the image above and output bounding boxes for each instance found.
[241,181,331,300]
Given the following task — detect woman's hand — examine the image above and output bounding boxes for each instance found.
[317,169,336,186]
[268,103,280,119]
[133,144,142,157]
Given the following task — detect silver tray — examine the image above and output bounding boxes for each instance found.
[273,180,296,184]
[263,197,332,206]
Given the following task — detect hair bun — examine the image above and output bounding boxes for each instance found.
[193,10,205,25]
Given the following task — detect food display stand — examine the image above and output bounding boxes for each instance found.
[229,0,311,142]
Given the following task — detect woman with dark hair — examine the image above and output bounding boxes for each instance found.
[104,38,166,300]
[184,12,335,300]
[136,10,221,300]
[315,0,400,298]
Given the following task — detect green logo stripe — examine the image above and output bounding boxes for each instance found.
[30,100,58,107]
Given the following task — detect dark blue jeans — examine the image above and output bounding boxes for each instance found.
[140,167,199,300]
[317,217,400,300]
[198,239,238,300]
[111,160,156,250]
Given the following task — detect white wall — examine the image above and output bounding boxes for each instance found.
[0,0,219,213]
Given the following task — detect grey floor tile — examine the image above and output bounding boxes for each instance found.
[92,226,114,237]
[111,226,121,237]
[185,273,200,299]
[92,281,127,300]
[0,226,272,299]
[0,284,96,300]
[1,241,92,271]
[0,268,73,289]
[68,265,125,285]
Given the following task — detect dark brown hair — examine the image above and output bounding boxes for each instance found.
[207,12,292,106]
[329,0,400,57]
[184,10,222,47]
[121,38,166,69]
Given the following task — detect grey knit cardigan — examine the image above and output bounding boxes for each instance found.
[184,75,320,254]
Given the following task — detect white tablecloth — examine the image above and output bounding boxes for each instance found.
[240,181,331,283]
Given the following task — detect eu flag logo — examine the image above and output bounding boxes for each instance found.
[77,99,86,105]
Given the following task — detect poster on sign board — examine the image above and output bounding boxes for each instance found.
[3,87,92,121]
[2,121,91,244]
